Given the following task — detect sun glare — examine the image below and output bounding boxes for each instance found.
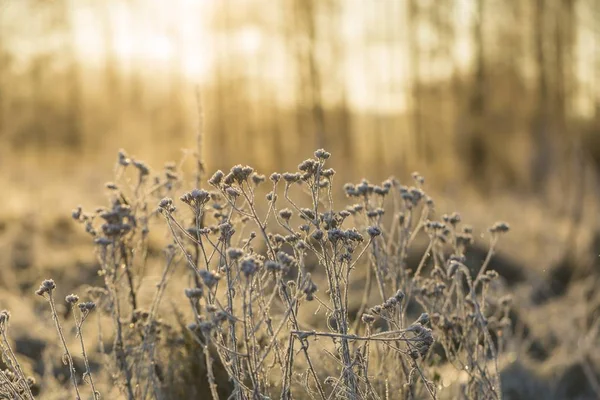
[238,26,262,55]
[148,35,174,61]
[71,0,212,81]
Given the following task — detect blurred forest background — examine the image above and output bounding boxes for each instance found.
[1,0,600,230]
[1,2,600,397]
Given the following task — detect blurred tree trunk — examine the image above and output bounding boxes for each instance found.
[466,0,487,186]
[554,0,576,160]
[363,2,385,174]
[328,0,353,175]
[336,97,353,173]
[269,112,285,169]
[63,0,82,149]
[285,0,306,151]
[212,1,228,167]
[555,0,583,219]
[430,0,454,173]
[127,0,145,115]
[531,0,553,194]
[407,0,423,165]
[101,2,122,117]
[169,16,185,141]
[387,2,407,173]
[295,0,325,151]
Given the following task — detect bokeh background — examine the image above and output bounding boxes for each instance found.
[2,0,600,274]
[2,1,600,180]
[1,0,600,397]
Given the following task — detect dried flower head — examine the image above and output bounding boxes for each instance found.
[362,313,376,324]
[65,294,79,304]
[411,172,425,185]
[311,230,324,241]
[283,172,301,184]
[118,149,131,166]
[133,160,150,177]
[0,310,10,329]
[314,149,331,160]
[321,168,336,178]
[225,186,240,198]
[251,173,266,185]
[279,208,293,221]
[367,226,382,238]
[199,270,221,288]
[229,164,254,183]
[490,221,510,234]
[213,311,229,326]
[180,189,210,208]
[158,197,176,213]
[36,279,56,296]
[303,278,318,301]
[208,170,225,186]
[346,228,364,242]
[266,191,277,202]
[414,313,430,326]
[394,289,405,302]
[185,287,204,299]
[486,270,499,280]
[269,172,281,183]
[72,206,83,221]
[227,248,244,261]
[240,257,260,277]
[78,301,96,313]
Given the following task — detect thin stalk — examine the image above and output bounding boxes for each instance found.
[47,293,81,399]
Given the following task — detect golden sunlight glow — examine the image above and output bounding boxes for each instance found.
[3,0,597,114]
[71,0,212,81]
[237,26,262,55]
[146,35,174,61]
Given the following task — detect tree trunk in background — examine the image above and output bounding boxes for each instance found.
[430,0,454,173]
[466,0,487,187]
[407,0,423,166]
[212,1,228,167]
[555,0,583,218]
[285,0,306,154]
[299,0,326,151]
[372,0,387,177]
[531,0,552,195]
[169,13,185,141]
[63,0,82,149]
[329,0,353,175]
[387,1,408,173]
[553,0,575,161]
[101,2,122,118]
[270,115,284,169]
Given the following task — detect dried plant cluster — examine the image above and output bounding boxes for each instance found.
[0,148,514,400]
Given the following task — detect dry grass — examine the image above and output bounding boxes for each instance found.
[0,145,599,400]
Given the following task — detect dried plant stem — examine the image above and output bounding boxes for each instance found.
[0,369,28,400]
[279,288,326,400]
[47,293,81,399]
[194,87,205,189]
[0,331,33,399]
[119,243,138,315]
[475,237,498,282]
[102,245,136,400]
[224,261,243,399]
[203,342,221,400]
[72,308,99,399]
